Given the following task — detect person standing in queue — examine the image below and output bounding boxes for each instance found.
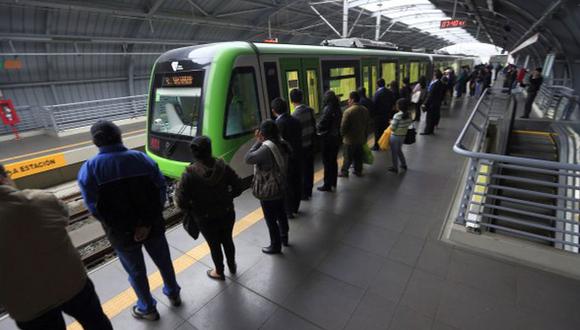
[245,120,292,254]
[272,97,302,218]
[78,120,181,322]
[400,77,412,102]
[521,68,543,119]
[421,70,446,135]
[290,89,316,201]
[371,79,395,151]
[389,80,400,104]
[388,99,414,174]
[316,91,342,192]
[0,164,113,330]
[412,76,427,122]
[175,136,243,281]
[339,91,371,178]
[358,86,375,118]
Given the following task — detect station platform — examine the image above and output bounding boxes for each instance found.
[2,97,580,330]
[0,118,146,188]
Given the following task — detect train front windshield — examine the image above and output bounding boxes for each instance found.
[151,88,201,137]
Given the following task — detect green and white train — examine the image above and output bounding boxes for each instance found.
[146,42,471,179]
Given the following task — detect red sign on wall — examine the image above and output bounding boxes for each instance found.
[440,19,467,29]
[0,99,20,126]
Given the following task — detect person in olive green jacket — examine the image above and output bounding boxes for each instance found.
[339,91,371,177]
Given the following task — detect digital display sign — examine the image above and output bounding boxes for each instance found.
[160,71,204,88]
[440,19,467,29]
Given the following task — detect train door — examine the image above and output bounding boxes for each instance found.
[301,58,322,115]
[380,60,397,87]
[409,61,420,84]
[279,58,305,113]
[399,61,409,87]
[263,61,281,109]
[361,58,378,97]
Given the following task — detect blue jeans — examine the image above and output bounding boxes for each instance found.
[115,233,180,313]
[389,135,407,171]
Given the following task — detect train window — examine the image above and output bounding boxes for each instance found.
[328,66,356,102]
[381,62,396,86]
[399,63,407,87]
[306,69,320,114]
[224,67,261,138]
[264,62,280,104]
[151,87,201,137]
[410,62,419,83]
[286,70,300,112]
[420,62,429,78]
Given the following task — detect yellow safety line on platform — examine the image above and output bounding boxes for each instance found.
[511,130,556,138]
[66,141,361,329]
[0,129,145,163]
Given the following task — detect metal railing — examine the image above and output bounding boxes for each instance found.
[43,94,147,132]
[535,84,579,120]
[454,88,580,252]
[0,95,147,136]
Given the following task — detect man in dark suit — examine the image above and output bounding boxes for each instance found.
[272,98,302,218]
[371,79,394,150]
[421,70,446,135]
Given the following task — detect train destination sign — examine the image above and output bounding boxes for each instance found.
[161,71,204,88]
[440,19,467,29]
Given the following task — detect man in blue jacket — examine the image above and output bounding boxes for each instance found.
[78,120,180,322]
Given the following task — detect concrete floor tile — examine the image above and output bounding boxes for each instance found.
[316,243,385,289]
[388,233,425,266]
[188,283,277,330]
[237,256,313,304]
[416,240,453,278]
[389,305,433,330]
[344,291,397,330]
[341,223,399,257]
[282,271,365,330]
[368,259,414,303]
[400,269,446,318]
[175,320,201,330]
[260,308,322,330]
[89,259,135,302]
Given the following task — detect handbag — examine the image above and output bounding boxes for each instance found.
[404,126,417,145]
[411,90,421,104]
[378,127,392,150]
[182,211,200,239]
[252,141,286,200]
[362,144,374,165]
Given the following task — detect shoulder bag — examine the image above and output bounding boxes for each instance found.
[252,141,287,200]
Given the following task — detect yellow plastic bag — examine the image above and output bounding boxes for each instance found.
[378,127,392,151]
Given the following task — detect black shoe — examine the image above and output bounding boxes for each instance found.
[317,185,332,192]
[206,269,225,281]
[401,165,408,171]
[131,306,160,321]
[262,246,282,254]
[387,167,398,174]
[281,236,289,247]
[228,262,237,275]
[338,172,349,178]
[420,132,433,135]
[520,115,529,119]
[168,294,182,307]
[287,213,295,219]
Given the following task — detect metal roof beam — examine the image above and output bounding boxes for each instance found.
[183,0,209,17]
[511,0,564,52]
[464,0,494,44]
[0,32,206,46]
[214,7,269,18]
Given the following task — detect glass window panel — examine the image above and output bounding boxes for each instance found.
[410,62,420,83]
[286,70,300,112]
[306,69,320,114]
[225,68,261,137]
[330,67,355,77]
[381,63,396,86]
[151,88,201,137]
[362,66,370,97]
[399,64,407,87]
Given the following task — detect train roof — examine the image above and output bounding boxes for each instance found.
[156,42,467,63]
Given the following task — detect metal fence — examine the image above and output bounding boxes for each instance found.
[454,88,580,253]
[1,95,147,136]
[535,85,579,121]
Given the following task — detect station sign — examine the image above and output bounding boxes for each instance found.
[440,19,467,29]
[160,71,204,88]
[4,153,67,180]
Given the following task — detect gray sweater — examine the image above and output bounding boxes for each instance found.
[245,141,275,171]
